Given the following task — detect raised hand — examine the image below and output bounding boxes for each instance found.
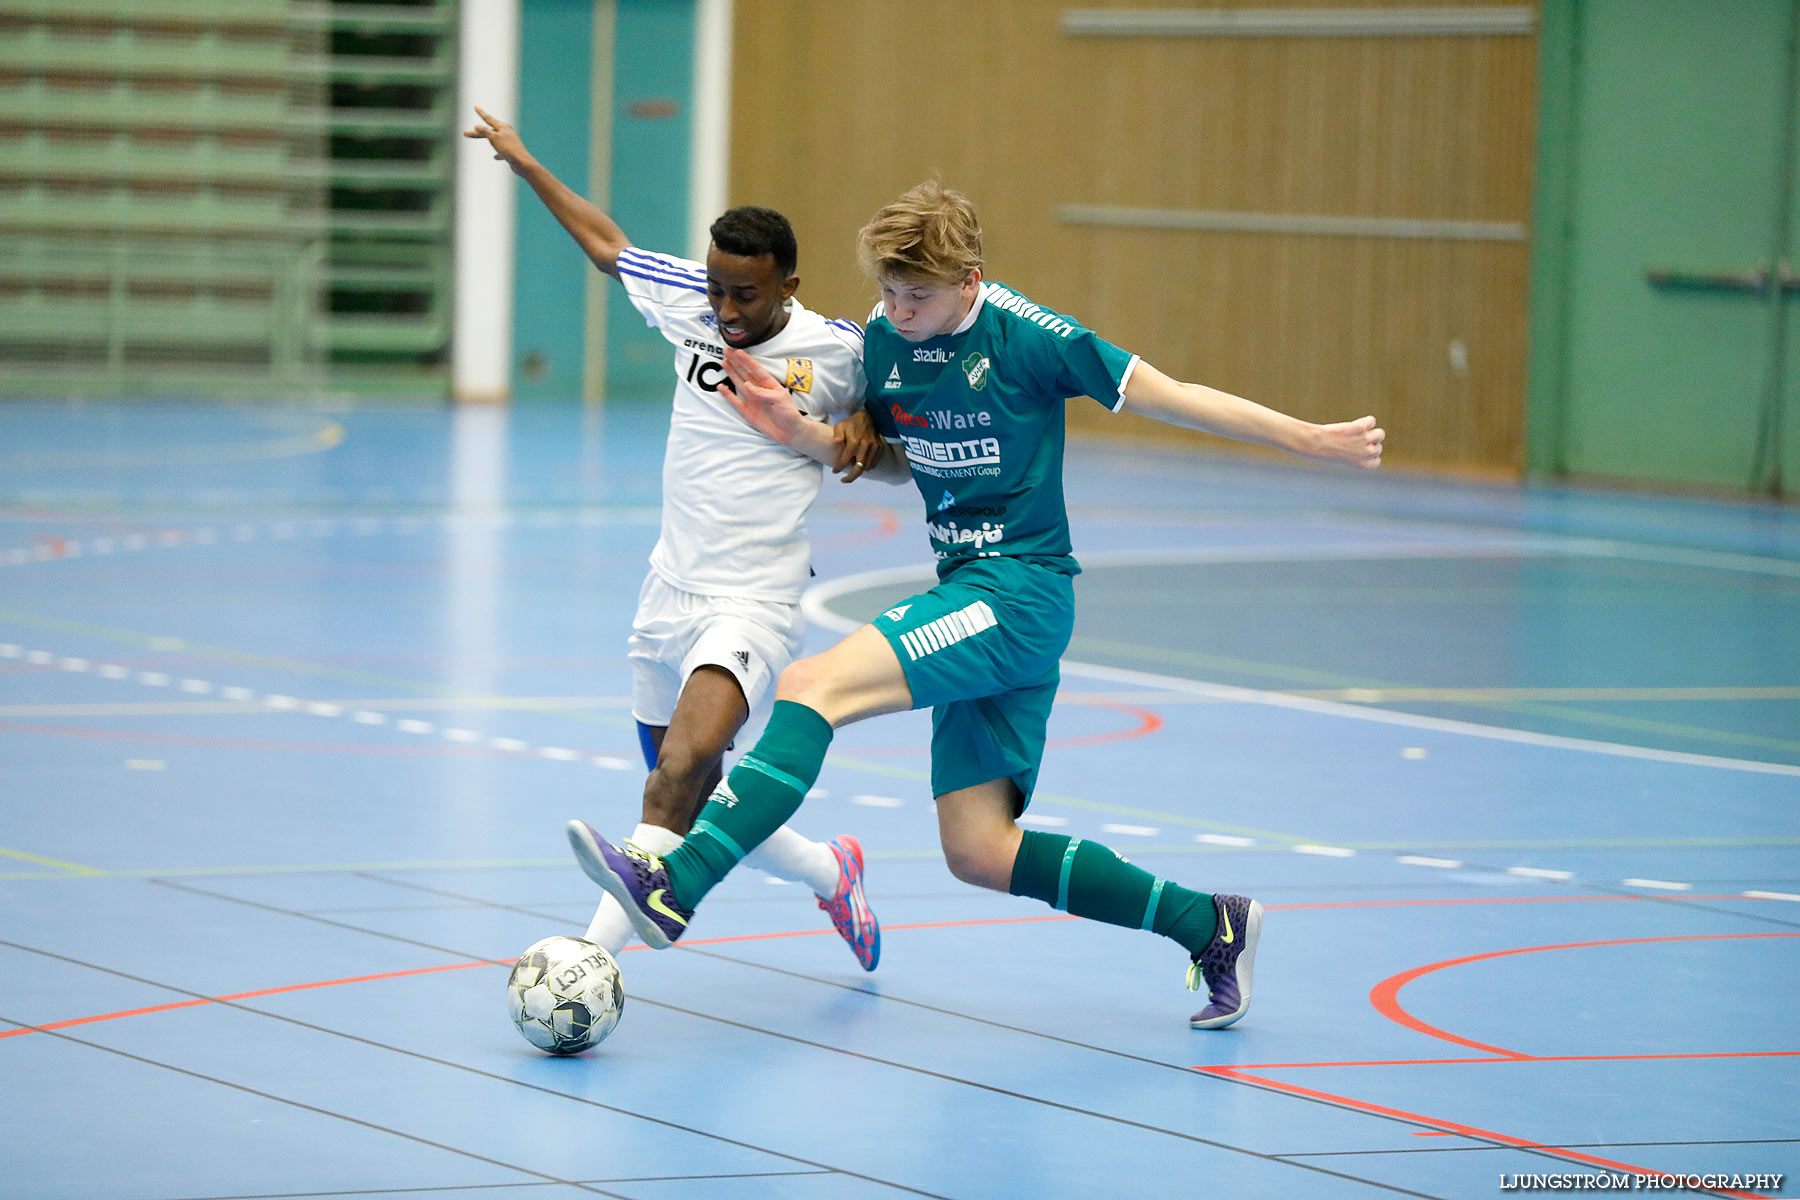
[463,106,533,175]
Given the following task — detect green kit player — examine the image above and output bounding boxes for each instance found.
[569,180,1385,1028]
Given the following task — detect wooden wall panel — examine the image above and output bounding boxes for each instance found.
[730,1,1538,474]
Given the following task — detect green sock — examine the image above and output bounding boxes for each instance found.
[1008,830,1218,955]
[662,700,833,908]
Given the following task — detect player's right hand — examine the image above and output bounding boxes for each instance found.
[464,106,532,174]
[720,348,806,446]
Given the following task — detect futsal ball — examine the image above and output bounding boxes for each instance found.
[505,935,624,1054]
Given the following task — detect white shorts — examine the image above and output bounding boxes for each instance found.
[627,570,805,728]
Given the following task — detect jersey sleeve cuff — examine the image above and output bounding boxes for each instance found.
[1109,355,1141,413]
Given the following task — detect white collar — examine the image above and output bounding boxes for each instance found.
[949,283,988,335]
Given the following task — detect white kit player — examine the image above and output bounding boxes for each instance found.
[466,107,885,968]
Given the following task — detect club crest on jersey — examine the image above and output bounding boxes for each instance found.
[962,353,990,390]
[884,364,902,390]
[784,358,813,394]
[936,490,957,512]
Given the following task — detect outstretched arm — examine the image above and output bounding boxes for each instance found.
[1120,361,1385,469]
[720,350,908,482]
[463,106,629,278]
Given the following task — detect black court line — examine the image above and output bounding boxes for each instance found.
[149,1170,829,1200]
[1277,1138,1800,1158]
[10,915,941,1200]
[495,892,1800,1189]
[350,876,1472,1199]
[156,876,1449,1199]
[0,1012,631,1200]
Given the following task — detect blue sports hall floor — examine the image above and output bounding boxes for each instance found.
[1,401,1796,1200]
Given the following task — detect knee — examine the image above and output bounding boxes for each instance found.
[942,829,1018,892]
[772,655,828,707]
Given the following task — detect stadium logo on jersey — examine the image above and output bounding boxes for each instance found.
[914,347,953,363]
[962,353,990,390]
[937,489,957,512]
[784,358,814,394]
[881,603,912,623]
[884,364,902,390]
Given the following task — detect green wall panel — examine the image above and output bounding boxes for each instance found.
[512,0,597,402]
[603,0,695,401]
[1531,0,1798,495]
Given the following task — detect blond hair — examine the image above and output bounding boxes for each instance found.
[855,180,983,286]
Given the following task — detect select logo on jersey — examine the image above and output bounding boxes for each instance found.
[963,353,990,390]
[914,347,953,362]
[784,358,813,394]
[936,489,957,512]
[884,364,902,390]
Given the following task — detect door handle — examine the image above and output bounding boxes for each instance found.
[1644,262,1799,294]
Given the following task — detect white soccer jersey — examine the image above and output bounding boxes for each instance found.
[617,247,866,602]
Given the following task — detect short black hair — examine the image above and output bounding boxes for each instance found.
[710,206,798,279]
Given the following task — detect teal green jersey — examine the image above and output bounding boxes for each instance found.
[864,282,1138,574]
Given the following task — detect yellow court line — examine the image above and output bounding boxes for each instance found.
[0,420,343,471]
[823,753,1317,844]
[1067,636,1800,755]
[0,845,103,875]
[0,608,636,731]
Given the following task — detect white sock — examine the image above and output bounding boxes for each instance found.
[582,823,683,951]
[741,824,841,897]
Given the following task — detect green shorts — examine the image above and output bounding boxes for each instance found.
[870,557,1075,809]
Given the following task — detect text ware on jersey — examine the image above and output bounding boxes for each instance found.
[866,282,1138,575]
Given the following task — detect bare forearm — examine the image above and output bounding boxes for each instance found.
[1120,361,1384,468]
[514,157,628,277]
[1127,376,1317,455]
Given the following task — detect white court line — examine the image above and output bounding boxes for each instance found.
[803,561,1800,778]
[1506,866,1575,880]
[1621,878,1690,891]
[1398,855,1464,868]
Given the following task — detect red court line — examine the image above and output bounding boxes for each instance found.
[1370,931,1800,1057]
[0,916,1081,1044]
[1199,1066,1774,1200]
[0,957,515,1041]
[847,697,1164,757]
[1199,1049,1800,1071]
[7,900,1790,1049]
[807,501,903,554]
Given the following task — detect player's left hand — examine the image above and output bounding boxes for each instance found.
[831,410,883,481]
[463,106,533,175]
[1310,415,1385,469]
[720,348,807,445]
